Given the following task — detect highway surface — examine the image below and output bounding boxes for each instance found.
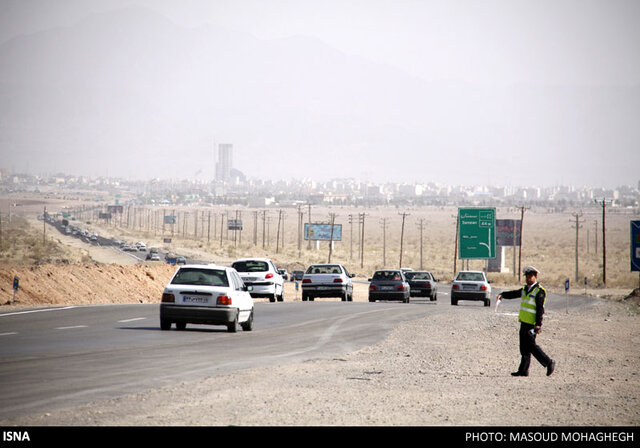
[0,290,591,422]
[0,301,441,420]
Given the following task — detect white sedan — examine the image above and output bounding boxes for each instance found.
[160,264,254,332]
[231,257,285,302]
[301,264,355,301]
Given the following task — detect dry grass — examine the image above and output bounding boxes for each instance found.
[0,215,82,265]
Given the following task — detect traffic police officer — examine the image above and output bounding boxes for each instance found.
[496,266,556,377]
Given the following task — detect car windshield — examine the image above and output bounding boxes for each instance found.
[231,261,269,272]
[456,272,485,281]
[306,265,342,274]
[171,268,229,287]
[372,271,402,281]
[407,272,432,280]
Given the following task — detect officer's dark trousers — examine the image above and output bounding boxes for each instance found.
[518,322,552,374]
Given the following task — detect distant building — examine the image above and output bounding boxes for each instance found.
[215,143,233,182]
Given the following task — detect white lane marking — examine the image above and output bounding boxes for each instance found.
[55,325,88,330]
[117,317,147,323]
[0,306,77,317]
[0,332,18,336]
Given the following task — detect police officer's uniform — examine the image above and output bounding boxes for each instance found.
[498,266,556,376]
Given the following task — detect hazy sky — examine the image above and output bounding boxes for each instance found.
[3,0,639,86]
[1,0,639,188]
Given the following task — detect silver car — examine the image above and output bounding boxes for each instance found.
[450,271,491,306]
[368,269,410,303]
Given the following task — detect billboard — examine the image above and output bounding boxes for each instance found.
[496,219,522,247]
[458,208,496,259]
[304,223,342,241]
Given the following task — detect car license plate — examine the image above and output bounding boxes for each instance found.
[462,285,476,290]
[380,286,394,290]
[183,296,209,304]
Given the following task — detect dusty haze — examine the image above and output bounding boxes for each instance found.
[1,0,639,187]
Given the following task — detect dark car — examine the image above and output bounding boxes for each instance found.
[404,271,438,301]
[368,269,410,303]
[291,270,304,282]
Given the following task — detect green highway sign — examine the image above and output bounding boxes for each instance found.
[458,208,496,259]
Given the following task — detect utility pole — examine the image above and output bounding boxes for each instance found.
[517,205,530,282]
[398,212,409,269]
[452,213,459,276]
[570,211,584,283]
[380,217,388,266]
[307,203,312,249]
[360,212,366,269]
[253,211,258,246]
[297,206,304,257]
[194,209,198,241]
[280,210,285,250]
[348,214,354,260]
[262,210,267,249]
[225,211,230,241]
[220,213,224,248]
[234,210,239,246]
[595,199,612,285]
[417,218,427,270]
[276,210,282,253]
[327,213,336,263]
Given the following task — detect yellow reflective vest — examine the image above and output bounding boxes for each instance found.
[518,284,546,325]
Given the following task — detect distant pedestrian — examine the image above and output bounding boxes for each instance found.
[496,266,556,377]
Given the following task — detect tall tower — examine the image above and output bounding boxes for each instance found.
[215,143,233,181]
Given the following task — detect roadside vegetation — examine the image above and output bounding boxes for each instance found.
[0,215,81,265]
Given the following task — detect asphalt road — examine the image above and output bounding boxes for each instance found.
[0,300,439,420]
[0,287,594,421]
